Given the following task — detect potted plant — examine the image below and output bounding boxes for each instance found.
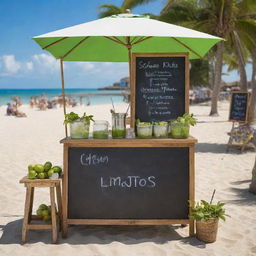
[64,112,94,139]
[153,121,168,138]
[136,119,153,139]
[170,113,197,139]
[189,197,227,243]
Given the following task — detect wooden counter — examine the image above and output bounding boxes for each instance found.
[60,137,197,238]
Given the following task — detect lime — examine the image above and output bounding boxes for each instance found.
[28,164,35,171]
[34,164,44,173]
[39,204,48,210]
[36,209,43,216]
[28,170,37,179]
[41,209,49,217]
[43,215,51,221]
[38,172,46,179]
[44,161,52,171]
[47,168,54,177]
[52,166,62,173]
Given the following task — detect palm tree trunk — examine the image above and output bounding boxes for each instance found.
[247,47,256,124]
[210,41,224,116]
[249,156,256,194]
[233,31,247,91]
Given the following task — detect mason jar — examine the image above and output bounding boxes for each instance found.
[111,113,126,138]
[136,124,153,139]
[170,121,189,139]
[70,120,90,139]
[93,120,109,139]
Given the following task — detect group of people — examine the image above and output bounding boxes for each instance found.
[29,94,78,110]
[6,96,27,117]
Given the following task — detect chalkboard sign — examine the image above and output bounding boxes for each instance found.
[68,147,189,219]
[131,53,189,125]
[229,92,249,122]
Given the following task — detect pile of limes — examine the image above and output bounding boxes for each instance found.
[36,204,51,221]
[27,161,62,179]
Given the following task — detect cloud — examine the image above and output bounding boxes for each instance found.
[32,53,59,73]
[0,55,21,76]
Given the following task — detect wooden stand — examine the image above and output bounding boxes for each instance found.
[19,176,62,244]
[60,137,196,238]
[227,122,255,153]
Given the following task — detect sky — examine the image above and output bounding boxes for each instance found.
[0,0,252,89]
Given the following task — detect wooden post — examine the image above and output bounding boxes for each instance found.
[126,37,133,127]
[60,58,68,137]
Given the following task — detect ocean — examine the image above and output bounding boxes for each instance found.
[0,88,126,106]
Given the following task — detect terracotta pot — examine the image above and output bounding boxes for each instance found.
[196,218,219,243]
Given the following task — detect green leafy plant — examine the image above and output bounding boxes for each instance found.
[136,119,152,126]
[81,113,94,124]
[189,200,227,221]
[176,113,197,126]
[64,112,94,125]
[154,121,168,126]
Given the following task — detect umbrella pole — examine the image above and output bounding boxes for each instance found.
[60,58,68,137]
[126,37,134,127]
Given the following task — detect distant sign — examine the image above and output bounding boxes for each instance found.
[229,92,249,122]
[131,53,189,126]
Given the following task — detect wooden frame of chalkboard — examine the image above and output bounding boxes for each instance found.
[228,91,249,123]
[60,137,196,238]
[130,53,190,127]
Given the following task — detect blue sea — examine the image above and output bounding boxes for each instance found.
[0,88,126,106]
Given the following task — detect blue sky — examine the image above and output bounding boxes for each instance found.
[0,0,252,89]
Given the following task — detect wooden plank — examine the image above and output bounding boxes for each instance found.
[50,187,58,243]
[189,145,195,236]
[19,177,61,184]
[22,186,32,243]
[56,183,63,232]
[27,224,52,230]
[60,137,197,147]
[130,50,136,128]
[67,219,190,225]
[28,187,34,223]
[62,144,68,238]
[185,54,190,114]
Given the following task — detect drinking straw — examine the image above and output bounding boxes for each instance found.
[210,189,216,204]
[111,97,115,112]
[125,104,130,116]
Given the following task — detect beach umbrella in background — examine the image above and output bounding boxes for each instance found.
[33,13,223,135]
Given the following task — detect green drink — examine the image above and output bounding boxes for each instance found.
[112,128,126,138]
[93,130,109,139]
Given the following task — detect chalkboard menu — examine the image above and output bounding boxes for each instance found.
[229,92,249,122]
[132,53,189,124]
[68,147,189,219]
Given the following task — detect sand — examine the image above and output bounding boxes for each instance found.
[0,101,255,256]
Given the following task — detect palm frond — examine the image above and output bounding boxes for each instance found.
[98,4,122,18]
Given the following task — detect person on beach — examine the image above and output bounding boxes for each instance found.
[6,103,27,117]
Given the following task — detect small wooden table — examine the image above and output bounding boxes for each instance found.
[19,176,62,244]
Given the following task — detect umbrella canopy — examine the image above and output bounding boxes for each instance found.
[33,14,223,62]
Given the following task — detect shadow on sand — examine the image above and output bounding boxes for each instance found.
[0,219,207,245]
[225,181,256,206]
[195,143,228,154]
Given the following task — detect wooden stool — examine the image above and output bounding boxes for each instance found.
[19,176,62,244]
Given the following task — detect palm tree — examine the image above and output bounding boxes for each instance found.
[249,157,256,194]
[98,0,153,18]
[160,0,256,116]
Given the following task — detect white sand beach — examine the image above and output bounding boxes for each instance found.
[0,101,255,256]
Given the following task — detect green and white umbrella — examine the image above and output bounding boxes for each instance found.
[33,13,222,62]
[33,13,223,135]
